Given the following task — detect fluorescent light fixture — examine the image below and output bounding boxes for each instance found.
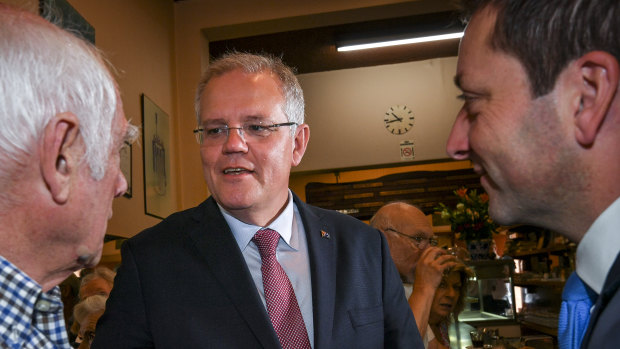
[337,31,464,52]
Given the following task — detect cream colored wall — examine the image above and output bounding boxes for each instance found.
[297,57,461,172]
[66,0,179,238]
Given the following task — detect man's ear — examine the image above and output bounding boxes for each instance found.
[291,123,310,167]
[41,112,81,204]
[574,51,619,146]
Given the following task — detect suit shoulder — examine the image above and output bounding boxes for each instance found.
[303,203,382,238]
[127,203,204,247]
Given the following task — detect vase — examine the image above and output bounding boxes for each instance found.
[466,239,493,260]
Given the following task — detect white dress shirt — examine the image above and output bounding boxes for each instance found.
[576,196,620,294]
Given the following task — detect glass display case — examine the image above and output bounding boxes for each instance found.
[458,259,517,327]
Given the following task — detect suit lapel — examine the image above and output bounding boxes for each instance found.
[581,251,620,348]
[188,198,280,349]
[294,194,336,349]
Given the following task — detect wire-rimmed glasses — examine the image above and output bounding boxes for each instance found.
[385,228,438,248]
[193,122,297,145]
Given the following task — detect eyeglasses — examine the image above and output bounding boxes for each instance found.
[193,122,298,145]
[385,228,438,248]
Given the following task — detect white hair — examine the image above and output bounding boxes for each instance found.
[0,5,119,194]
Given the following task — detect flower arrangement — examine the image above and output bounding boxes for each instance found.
[435,187,497,241]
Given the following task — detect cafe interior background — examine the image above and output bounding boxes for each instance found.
[6,0,568,347]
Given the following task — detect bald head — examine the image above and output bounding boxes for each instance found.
[370,202,434,283]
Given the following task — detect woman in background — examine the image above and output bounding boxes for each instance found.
[426,262,472,349]
[72,295,107,349]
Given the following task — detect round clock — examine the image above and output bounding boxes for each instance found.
[384,105,414,135]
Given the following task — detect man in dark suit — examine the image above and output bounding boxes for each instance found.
[93,52,422,348]
[448,1,620,348]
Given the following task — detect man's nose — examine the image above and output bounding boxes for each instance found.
[222,127,249,153]
[115,170,128,198]
[446,107,471,160]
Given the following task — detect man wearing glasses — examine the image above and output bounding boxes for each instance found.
[94,52,422,348]
[370,202,457,345]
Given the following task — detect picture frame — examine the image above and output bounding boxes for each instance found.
[120,141,132,198]
[141,94,174,219]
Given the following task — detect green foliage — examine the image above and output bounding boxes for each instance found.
[435,187,497,241]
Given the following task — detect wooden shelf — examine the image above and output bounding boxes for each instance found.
[513,278,565,288]
[507,246,570,258]
[520,320,558,337]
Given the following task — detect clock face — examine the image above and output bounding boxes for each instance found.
[384,105,414,135]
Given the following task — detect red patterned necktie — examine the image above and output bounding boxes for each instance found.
[253,228,311,349]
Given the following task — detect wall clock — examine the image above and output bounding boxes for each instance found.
[384,105,414,135]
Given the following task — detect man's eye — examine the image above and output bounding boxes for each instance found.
[247,124,268,132]
[457,92,478,102]
[246,124,272,136]
[206,127,225,135]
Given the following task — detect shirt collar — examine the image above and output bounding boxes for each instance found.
[576,196,620,294]
[0,256,63,335]
[219,190,296,252]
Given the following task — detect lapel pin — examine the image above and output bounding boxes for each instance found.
[321,230,330,239]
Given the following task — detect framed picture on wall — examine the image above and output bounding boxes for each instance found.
[142,94,174,219]
[120,141,132,198]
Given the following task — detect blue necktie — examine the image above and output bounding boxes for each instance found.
[558,272,598,349]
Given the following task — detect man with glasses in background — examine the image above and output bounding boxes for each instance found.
[371,202,457,347]
[94,52,423,348]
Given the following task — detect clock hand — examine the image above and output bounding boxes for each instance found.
[391,113,403,122]
[385,119,401,123]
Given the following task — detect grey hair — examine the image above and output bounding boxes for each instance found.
[73,294,108,325]
[80,266,116,291]
[0,5,120,192]
[458,0,620,97]
[194,52,305,135]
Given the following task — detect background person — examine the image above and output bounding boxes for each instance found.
[72,295,108,349]
[448,1,620,347]
[94,52,422,348]
[426,262,471,349]
[370,202,457,347]
[0,4,136,348]
[70,267,116,342]
[79,267,116,300]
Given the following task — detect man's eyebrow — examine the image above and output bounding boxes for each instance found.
[243,115,269,122]
[124,123,139,144]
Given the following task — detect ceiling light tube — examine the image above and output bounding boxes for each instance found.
[337,32,464,52]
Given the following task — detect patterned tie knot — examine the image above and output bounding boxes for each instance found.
[253,228,280,258]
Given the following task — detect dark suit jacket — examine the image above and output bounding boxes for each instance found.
[93,194,422,348]
[580,251,620,348]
